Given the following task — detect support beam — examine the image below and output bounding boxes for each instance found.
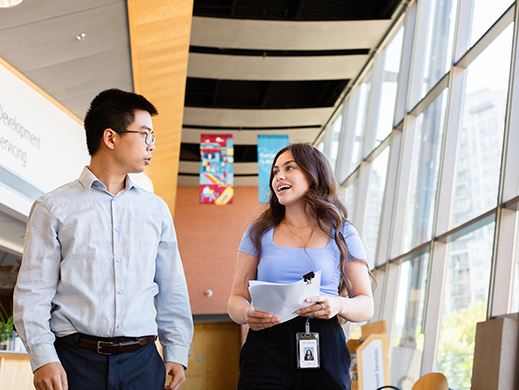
[127,0,194,214]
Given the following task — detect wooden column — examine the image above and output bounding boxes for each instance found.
[127,0,193,214]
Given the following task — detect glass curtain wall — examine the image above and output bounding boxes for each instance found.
[437,221,495,388]
[513,215,519,313]
[375,27,404,146]
[320,0,519,388]
[450,25,514,227]
[403,92,447,252]
[391,252,429,387]
[341,177,358,220]
[465,0,515,49]
[409,0,457,106]
[364,148,390,262]
[351,75,372,170]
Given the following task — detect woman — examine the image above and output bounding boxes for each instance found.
[227,144,374,390]
[304,349,314,361]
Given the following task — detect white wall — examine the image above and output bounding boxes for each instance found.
[0,59,89,217]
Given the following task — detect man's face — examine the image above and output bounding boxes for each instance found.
[114,109,155,174]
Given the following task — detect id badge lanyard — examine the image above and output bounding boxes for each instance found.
[296,272,320,369]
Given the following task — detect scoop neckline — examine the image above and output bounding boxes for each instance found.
[269,227,332,249]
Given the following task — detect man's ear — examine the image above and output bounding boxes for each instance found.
[102,128,117,151]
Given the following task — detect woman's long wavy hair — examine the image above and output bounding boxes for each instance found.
[248,143,362,295]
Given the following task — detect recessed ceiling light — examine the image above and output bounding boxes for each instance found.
[75,32,87,41]
[0,0,24,8]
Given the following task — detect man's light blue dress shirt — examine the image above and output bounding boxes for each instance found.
[14,167,194,371]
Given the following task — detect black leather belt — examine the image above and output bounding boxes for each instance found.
[56,333,157,356]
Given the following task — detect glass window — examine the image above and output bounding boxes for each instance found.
[467,0,513,49]
[411,0,457,105]
[450,26,513,228]
[437,221,495,389]
[372,268,386,324]
[512,212,519,313]
[335,100,353,181]
[375,27,404,145]
[392,253,429,389]
[403,91,447,252]
[341,179,358,224]
[321,124,334,159]
[350,72,372,170]
[364,148,390,263]
[329,114,343,170]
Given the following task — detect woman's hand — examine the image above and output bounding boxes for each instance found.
[296,296,342,320]
[245,307,280,331]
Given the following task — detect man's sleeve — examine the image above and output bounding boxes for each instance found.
[154,201,194,368]
[13,199,61,372]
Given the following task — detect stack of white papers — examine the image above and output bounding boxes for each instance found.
[248,270,321,323]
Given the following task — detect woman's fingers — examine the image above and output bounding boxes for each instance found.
[247,309,272,319]
[249,319,279,330]
[250,322,275,331]
[245,309,280,329]
[296,297,332,318]
[248,316,278,324]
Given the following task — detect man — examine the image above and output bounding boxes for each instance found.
[13,89,193,390]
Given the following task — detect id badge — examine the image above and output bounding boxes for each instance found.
[296,319,320,369]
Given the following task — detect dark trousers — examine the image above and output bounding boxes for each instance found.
[55,340,166,390]
[238,316,351,390]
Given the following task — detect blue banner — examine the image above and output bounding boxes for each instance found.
[257,134,289,204]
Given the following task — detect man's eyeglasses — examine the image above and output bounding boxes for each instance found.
[118,129,155,146]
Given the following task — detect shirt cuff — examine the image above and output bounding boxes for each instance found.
[163,344,189,369]
[29,343,60,372]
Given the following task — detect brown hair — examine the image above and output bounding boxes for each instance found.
[248,143,364,295]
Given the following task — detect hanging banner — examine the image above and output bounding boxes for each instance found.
[257,134,289,204]
[199,134,234,205]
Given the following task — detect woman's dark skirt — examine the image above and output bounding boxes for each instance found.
[238,316,351,390]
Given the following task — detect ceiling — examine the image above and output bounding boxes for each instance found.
[0,0,133,118]
[0,0,401,187]
[0,0,402,292]
[180,1,399,183]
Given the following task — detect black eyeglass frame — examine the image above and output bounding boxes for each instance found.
[118,129,155,146]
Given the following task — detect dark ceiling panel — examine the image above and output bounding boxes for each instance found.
[190,46,370,56]
[193,0,400,20]
[185,78,348,109]
[183,124,321,130]
[180,143,258,162]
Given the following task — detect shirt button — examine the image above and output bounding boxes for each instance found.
[114,227,119,232]
[117,290,123,295]
[115,258,120,263]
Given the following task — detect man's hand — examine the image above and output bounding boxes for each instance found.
[33,362,68,390]
[164,362,186,390]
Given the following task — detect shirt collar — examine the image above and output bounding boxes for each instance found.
[78,167,136,192]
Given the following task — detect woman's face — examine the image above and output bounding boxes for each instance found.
[271,150,310,207]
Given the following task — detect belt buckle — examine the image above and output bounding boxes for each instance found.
[97,340,115,356]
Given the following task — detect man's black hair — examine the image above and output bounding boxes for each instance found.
[83,89,158,155]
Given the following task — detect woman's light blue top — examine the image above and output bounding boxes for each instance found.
[238,221,367,296]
